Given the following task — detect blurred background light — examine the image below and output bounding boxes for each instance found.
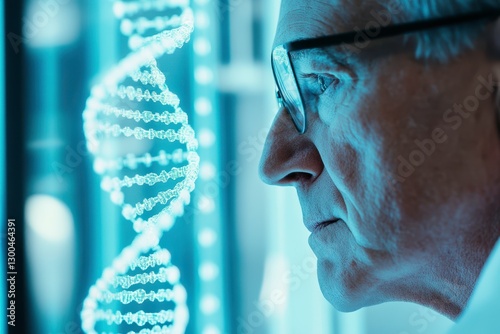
[198,129,216,147]
[194,38,211,56]
[194,11,209,29]
[200,294,220,315]
[197,195,215,214]
[195,66,214,85]
[198,228,217,248]
[202,324,221,334]
[25,195,74,243]
[200,162,216,180]
[25,195,76,333]
[199,262,219,281]
[195,97,212,116]
[24,0,81,48]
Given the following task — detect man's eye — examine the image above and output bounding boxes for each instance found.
[318,74,340,93]
[303,74,339,96]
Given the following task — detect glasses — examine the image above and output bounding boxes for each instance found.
[272,10,500,134]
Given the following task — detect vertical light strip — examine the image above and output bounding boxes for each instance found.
[87,0,120,279]
[27,47,59,334]
[192,1,228,333]
[337,310,366,334]
[84,4,120,332]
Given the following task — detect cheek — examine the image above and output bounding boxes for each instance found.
[317,66,405,188]
[316,123,401,251]
[312,63,445,250]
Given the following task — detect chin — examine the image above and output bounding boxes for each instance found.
[319,284,366,313]
[317,259,377,312]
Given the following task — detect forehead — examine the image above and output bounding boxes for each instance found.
[273,0,375,48]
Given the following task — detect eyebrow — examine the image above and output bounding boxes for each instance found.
[290,47,350,68]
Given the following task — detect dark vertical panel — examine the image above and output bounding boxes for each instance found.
[4,1,28,333]
[0,0,5,330]
[219,92,239,333]
[219,0,232,64]
[252,0,264,62]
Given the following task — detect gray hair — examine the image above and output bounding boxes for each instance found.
[379,0,500,62]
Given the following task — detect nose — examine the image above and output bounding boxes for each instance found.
[258,107,324,186]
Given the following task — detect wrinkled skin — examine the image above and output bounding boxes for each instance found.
[259,0,500,319]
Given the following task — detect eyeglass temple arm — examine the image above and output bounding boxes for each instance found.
[285,9,500,52]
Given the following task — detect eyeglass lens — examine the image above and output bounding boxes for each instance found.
[272,46,306,133]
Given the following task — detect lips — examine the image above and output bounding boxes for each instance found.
[307,219,340,233]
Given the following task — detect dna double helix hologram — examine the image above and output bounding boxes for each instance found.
[80,1,198,333]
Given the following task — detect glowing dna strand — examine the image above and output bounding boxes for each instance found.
[81,1,196,333]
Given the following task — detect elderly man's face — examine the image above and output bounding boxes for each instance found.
[259,0,500,318]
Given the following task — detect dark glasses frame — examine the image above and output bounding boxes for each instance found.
[272,9,500,134]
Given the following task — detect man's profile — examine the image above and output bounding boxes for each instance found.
[259,0,500,330]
